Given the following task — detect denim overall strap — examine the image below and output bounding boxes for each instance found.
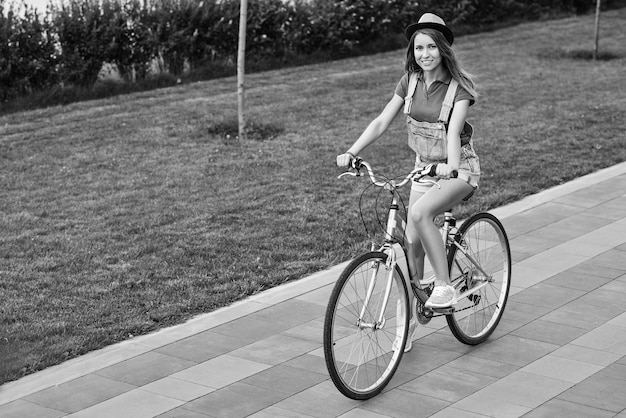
[438,79,458,123]
[403,73,419,115]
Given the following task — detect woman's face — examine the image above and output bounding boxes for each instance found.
[413,33,442,72]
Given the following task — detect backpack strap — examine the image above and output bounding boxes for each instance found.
[438,79,458,123]
[403,72,419,115]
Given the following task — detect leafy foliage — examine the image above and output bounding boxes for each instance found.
[0,0,623,103]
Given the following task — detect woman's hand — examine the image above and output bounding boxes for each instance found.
[435,163,457,178]
[336,153,354,167]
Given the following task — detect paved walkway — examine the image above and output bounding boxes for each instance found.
[2,162,626,418]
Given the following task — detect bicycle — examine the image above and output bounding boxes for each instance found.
[323,158,512,400]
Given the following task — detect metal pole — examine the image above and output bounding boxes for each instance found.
[593,0,601,60]
[237,0,248,140]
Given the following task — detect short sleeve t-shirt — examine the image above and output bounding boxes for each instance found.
[394,73,475,123]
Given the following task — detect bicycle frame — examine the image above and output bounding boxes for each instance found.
[342,159,494,326]
[365,186,495,323]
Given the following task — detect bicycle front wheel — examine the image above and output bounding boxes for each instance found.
[447,212,511,345]
[323,251,409,400]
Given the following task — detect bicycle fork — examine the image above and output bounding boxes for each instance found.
[356,252,395,330]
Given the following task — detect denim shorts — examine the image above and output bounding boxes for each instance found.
[413,143,481,191]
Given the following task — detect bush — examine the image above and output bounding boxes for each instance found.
[1,0,624,110]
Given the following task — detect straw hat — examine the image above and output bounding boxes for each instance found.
[405,13,454,45]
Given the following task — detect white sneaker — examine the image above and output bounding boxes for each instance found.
[424,285,456,308]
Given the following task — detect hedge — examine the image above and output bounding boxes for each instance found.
[0,0,620,104]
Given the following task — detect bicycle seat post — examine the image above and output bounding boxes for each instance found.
[441,211,456,243]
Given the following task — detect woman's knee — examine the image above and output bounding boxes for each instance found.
[410,203,434,225]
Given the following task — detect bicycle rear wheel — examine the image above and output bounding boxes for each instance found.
[446,212,511,345]
[323,251,409,400]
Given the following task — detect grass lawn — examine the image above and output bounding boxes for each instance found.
[1,9,625,385]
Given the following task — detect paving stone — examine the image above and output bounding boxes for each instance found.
[280,318,325,344]
[520,354,603,383]
[568,261,625,279]
[248,406,317,417]
[282,353,328,375]
[445,355,519,379]
[69,388,184,418]
[0,400,66,418]
[508,265,554,289]
[510,234,563,256]
[399,343,464,376]
[600,277,626,294]
[585,196,626,220]
[467,335,559,368]
[413,329,477,354]
[511,319,587,346]
[512,250,534,263]
[430,406,497,418]
[574,288,626,311]
[399,365,498,402]
[182,382,289,418]
[588,249,626,271]
[498,300,552,325]
[509,282,585,309]
[360,387,449,418]
[551,344,623,367]
[338,408,393,418]
[270,380,361,418]
[448,394,532,418]
[157,408,213,417]
[554,298,623,329]
[155,330,248,363]
[541,305,620,331]
[487,316,525,340]
[23,374,135,413]
[545,269,612,291]
[209,316,286,343]
[295,286,334,307]
[241,364,327,395]
[453,371,572,412]
[531,214,613,243]
[171,354,270,389]
[228,333,319,366]
[252,299,326,328]
[599,361,626,381]
[380,367,420,394]
[522,398,615,418]
[557,369,626,412]
[571,324,626,355]
[501,203,583,238]
[140,377,215,402]
[94,351,196,386]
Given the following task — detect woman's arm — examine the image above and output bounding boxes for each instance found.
[438,99,469,176]
[337,94,404,167]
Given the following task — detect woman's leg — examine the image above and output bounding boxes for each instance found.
[399,183,430,353]
[405,185,428,284]
[410,178,474,306]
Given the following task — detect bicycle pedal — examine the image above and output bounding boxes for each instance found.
[428,306,455,315]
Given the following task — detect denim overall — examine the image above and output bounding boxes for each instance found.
[404,74,480,188]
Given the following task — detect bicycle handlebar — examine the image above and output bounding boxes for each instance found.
[338,158,457,189]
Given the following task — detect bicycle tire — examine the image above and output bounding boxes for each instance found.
[446,212,511,345]
[323,251,409,400]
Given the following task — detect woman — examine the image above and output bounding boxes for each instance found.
[336,13,480,351]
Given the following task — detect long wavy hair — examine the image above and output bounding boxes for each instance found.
[405,28,478,98]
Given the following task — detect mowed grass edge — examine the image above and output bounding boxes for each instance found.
[1,9,625,384]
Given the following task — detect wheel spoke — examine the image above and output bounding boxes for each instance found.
[446,214,511,345]
[324,252,408,399]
